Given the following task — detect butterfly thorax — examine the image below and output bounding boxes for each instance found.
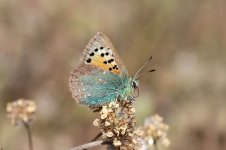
[118,82,133,101]
[118,70,134,101]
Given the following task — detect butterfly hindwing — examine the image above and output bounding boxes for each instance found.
[70,64,124,105]
[81,32,126,75]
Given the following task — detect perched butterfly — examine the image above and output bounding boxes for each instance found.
[69,32,154,106]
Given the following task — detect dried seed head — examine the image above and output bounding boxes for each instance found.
[100,113,108,119]
[104,121,111,126]
[105,131,114,137]
[142,114,170,148]
[6,98,36,126]
[93,119,100,127]
[92,100,142,149]
[113,138,122,146]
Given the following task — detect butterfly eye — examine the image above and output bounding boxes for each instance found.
[132,81,139,98]
[132,81,137,89]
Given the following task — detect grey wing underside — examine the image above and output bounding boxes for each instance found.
[69,64,124,106]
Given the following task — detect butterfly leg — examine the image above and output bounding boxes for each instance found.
[128,95,135,103]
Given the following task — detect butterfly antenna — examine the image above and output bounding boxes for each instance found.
[135,69,156,79]
[134,56,153,79]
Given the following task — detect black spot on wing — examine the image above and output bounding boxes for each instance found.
[86,58,92,63]
[107,59,114,63]
[89,52,94,56]
[113,65,117,69]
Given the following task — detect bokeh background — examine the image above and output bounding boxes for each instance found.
[0,0,226,150]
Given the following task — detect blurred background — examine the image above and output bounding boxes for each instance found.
[0,0,226,150]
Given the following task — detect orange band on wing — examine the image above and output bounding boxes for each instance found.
[91,55,120,74]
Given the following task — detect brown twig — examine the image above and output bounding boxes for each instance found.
[23,121,33,150]
[83,133,102,150]
[70,140,113,150]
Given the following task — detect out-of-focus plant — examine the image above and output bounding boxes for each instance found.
[6,98,36,150]
[141,114,170,150]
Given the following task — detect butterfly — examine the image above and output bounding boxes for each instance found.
[69,32,154,106]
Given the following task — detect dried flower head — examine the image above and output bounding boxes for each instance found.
[142,114,170,148]
[91,100,142,149]
[6,98,36,126]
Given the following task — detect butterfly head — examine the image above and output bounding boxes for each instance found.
[131,78,139,89]
[127,78,140,99]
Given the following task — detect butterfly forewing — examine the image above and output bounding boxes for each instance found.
[81,32,125,74]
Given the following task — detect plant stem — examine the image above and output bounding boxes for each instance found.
[70,140,113,150]
[23,121,33,150]
[70,141,103,150]
[83,133,102,150]
[153,140,158,150]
